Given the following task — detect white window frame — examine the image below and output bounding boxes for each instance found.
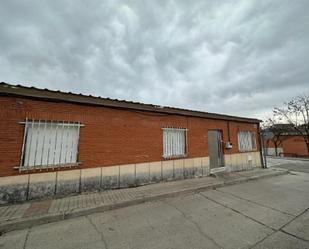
[237,131,257,152]
[162,128,187,158]
[18,118,84,171]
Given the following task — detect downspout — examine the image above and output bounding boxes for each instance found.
[227,121,231,142]
[257,122,266,168]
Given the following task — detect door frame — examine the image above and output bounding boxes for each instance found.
[207,129,226,174]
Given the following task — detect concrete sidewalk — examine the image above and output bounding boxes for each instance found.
[0,168,287,234]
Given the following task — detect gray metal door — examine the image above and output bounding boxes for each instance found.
[208,130,224,169]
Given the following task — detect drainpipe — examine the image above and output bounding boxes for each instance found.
[258,123,266,168]
[227,121,231,142]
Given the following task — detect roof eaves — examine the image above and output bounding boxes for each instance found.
[0,82,261,123]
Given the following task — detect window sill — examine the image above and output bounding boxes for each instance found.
[238,150,258,153]
[163,155,187,160]
[14,162,82,172]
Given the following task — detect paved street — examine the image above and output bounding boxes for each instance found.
[1,162,309,249]
[267,156,309,173]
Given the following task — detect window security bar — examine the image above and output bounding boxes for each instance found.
[19,120,85,127]
[238,131,257,152]
[162,127,188,131]
[163,128,187,158]
[18,118,83,171]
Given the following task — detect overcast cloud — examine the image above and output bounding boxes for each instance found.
[0,0,308,119]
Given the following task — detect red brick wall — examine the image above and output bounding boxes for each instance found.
[268,136,308,157]
[0,96,261,176]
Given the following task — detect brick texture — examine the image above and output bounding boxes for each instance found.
[268,136,308,157]
[0,96,261,176]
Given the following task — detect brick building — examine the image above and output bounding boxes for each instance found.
[267,135,308,158]
[0,82,263,204]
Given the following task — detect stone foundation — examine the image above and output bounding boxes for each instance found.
[0,152,261,204]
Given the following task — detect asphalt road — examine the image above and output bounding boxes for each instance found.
[267,156,309,173]
[1,162,309,248]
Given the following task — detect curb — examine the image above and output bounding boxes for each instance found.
[267,156,309,162]
[0,169,288,234]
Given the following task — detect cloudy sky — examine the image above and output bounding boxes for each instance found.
[0,0,308,119]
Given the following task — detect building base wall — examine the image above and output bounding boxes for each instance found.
[0,152,261,204]
[266,147,284,156]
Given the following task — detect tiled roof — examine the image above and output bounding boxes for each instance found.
[0,82,261,123]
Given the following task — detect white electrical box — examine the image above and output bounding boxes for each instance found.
[225,142,233,149]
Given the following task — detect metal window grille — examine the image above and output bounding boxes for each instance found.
[238,131,257,151]
[19,119,83,169]
[163,128,187,158]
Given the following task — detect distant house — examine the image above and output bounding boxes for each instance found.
[0,82,263,204]
[266,124,308,158]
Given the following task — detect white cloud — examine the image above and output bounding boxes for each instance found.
[0,0,308,120]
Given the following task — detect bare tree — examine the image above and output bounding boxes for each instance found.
[262,118,290,156]
[273,94,309,155]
